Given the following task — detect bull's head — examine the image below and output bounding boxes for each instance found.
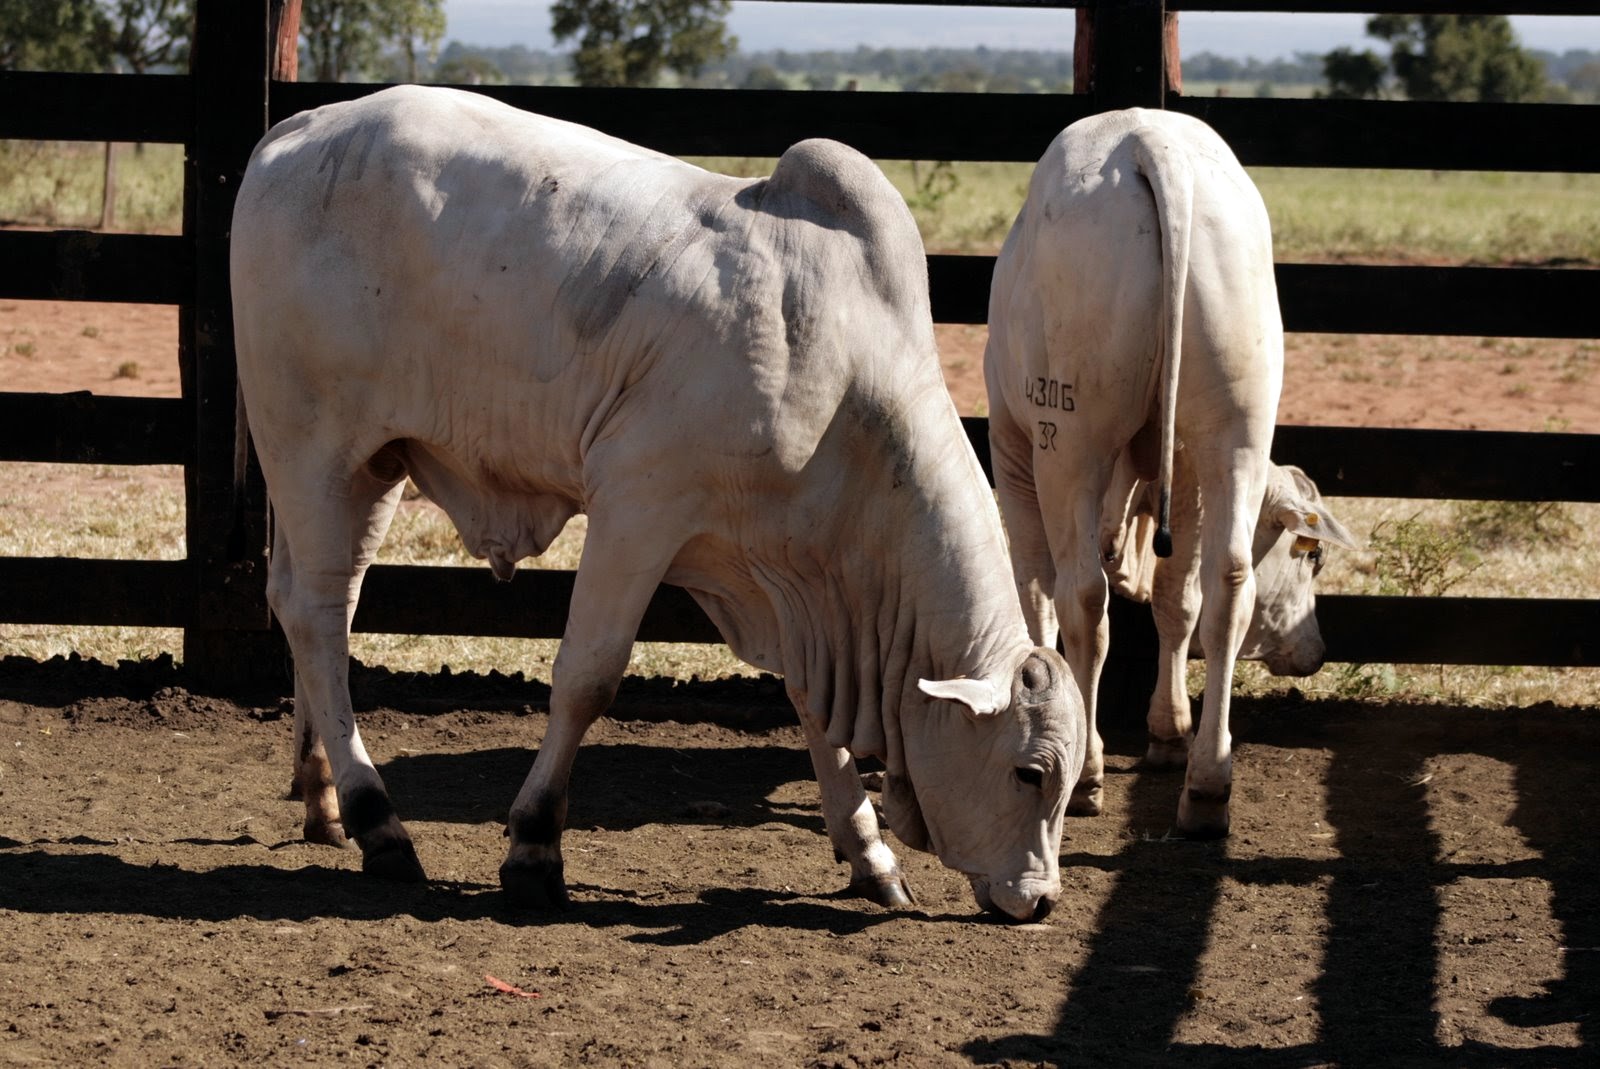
[883,647,1085,922]
[1238,465,1361,676]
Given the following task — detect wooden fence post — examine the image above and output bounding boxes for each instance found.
[182,0,284,692]
[1078,0,1179,108]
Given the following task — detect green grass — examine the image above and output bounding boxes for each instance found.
[1251,168,1600,264]
[0,141,185,232]
[691,155,1600,264]
[6,139,1597,267]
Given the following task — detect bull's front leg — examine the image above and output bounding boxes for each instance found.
[500,504,679,908]
[290,670,346,847]
[798,712,914,908]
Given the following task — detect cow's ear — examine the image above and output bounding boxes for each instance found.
[918,677,1003,718]
[1276,504,1361,550]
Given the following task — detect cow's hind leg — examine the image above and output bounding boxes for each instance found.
[799,715,913,907]
[1046,477,1113,817]
[500,506,682,908]
[269,458,415,877]
[1176,451,1266,840]
[990,401,1060,651]
[1143,455,1202,771]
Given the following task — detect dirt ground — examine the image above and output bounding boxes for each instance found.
[1,298,1597,1065]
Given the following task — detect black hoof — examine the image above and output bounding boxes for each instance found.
[361,838,425,882]
[499,859,571,909]
[849,873,916,908]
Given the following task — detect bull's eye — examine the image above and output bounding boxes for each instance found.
[1309,546,1324,566]
[1016,766,1045,790]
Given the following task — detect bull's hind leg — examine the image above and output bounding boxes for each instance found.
[1143,455,1202,771]
[799,715,913,907]
[1176,448,1267,840]
[1045,475,1114,817]
[990,401,1060,651]
[268,457,415,877]
[500,504,683,908]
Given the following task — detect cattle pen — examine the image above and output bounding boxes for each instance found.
[2,3,1599,1066]
[1,0,1597,686]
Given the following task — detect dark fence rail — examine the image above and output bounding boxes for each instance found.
[1,0,1598,683]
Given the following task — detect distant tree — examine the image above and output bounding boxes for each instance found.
[740,64,786,91]
[1568,60,1600,97]
[301,0,445,82]
[0,1,108,71]
[803,71,837,92]
[434,52,505,85]
[1322,46,1387,99]
[1361,15,1548,102]
[97,0,193,73]
[550,0,734,88]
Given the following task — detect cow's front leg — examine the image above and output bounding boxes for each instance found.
[500,505,678,908]
[798,712,913,908]
[290,671,345,847]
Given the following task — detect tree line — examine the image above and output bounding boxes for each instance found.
[3,3,1595,104]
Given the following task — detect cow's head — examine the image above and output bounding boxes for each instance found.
[1235,464,1361,676]
[883,647,1085,922]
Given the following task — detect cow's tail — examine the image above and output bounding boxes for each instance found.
[1130,125,1194,559]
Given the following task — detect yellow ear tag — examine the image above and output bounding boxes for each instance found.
[1293,535,1320,553]
[1305,512,1320,527]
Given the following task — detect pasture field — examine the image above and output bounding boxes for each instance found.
[7,139,1600,263]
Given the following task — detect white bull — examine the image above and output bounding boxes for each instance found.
[231,86,1085,919]
[1101,455,1358,767]
[986,107,1294,837]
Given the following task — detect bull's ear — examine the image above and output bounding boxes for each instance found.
[918,677,1003,718]
[1277,505,1360,550]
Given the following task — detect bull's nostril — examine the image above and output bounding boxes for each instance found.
[1032,896,1055,922]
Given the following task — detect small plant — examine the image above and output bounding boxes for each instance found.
[1369,513,1481,597]
[13,341,35,358]
[1453,499,1578,550]
[81,325,100,338]
[113,361,140,380]
[907,160,959,215]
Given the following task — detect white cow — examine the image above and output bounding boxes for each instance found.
[1100,455,1358,768]
[986,107,1292,837]
[231,86,1085,920]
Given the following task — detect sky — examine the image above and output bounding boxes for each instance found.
[441,3,1599,59]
